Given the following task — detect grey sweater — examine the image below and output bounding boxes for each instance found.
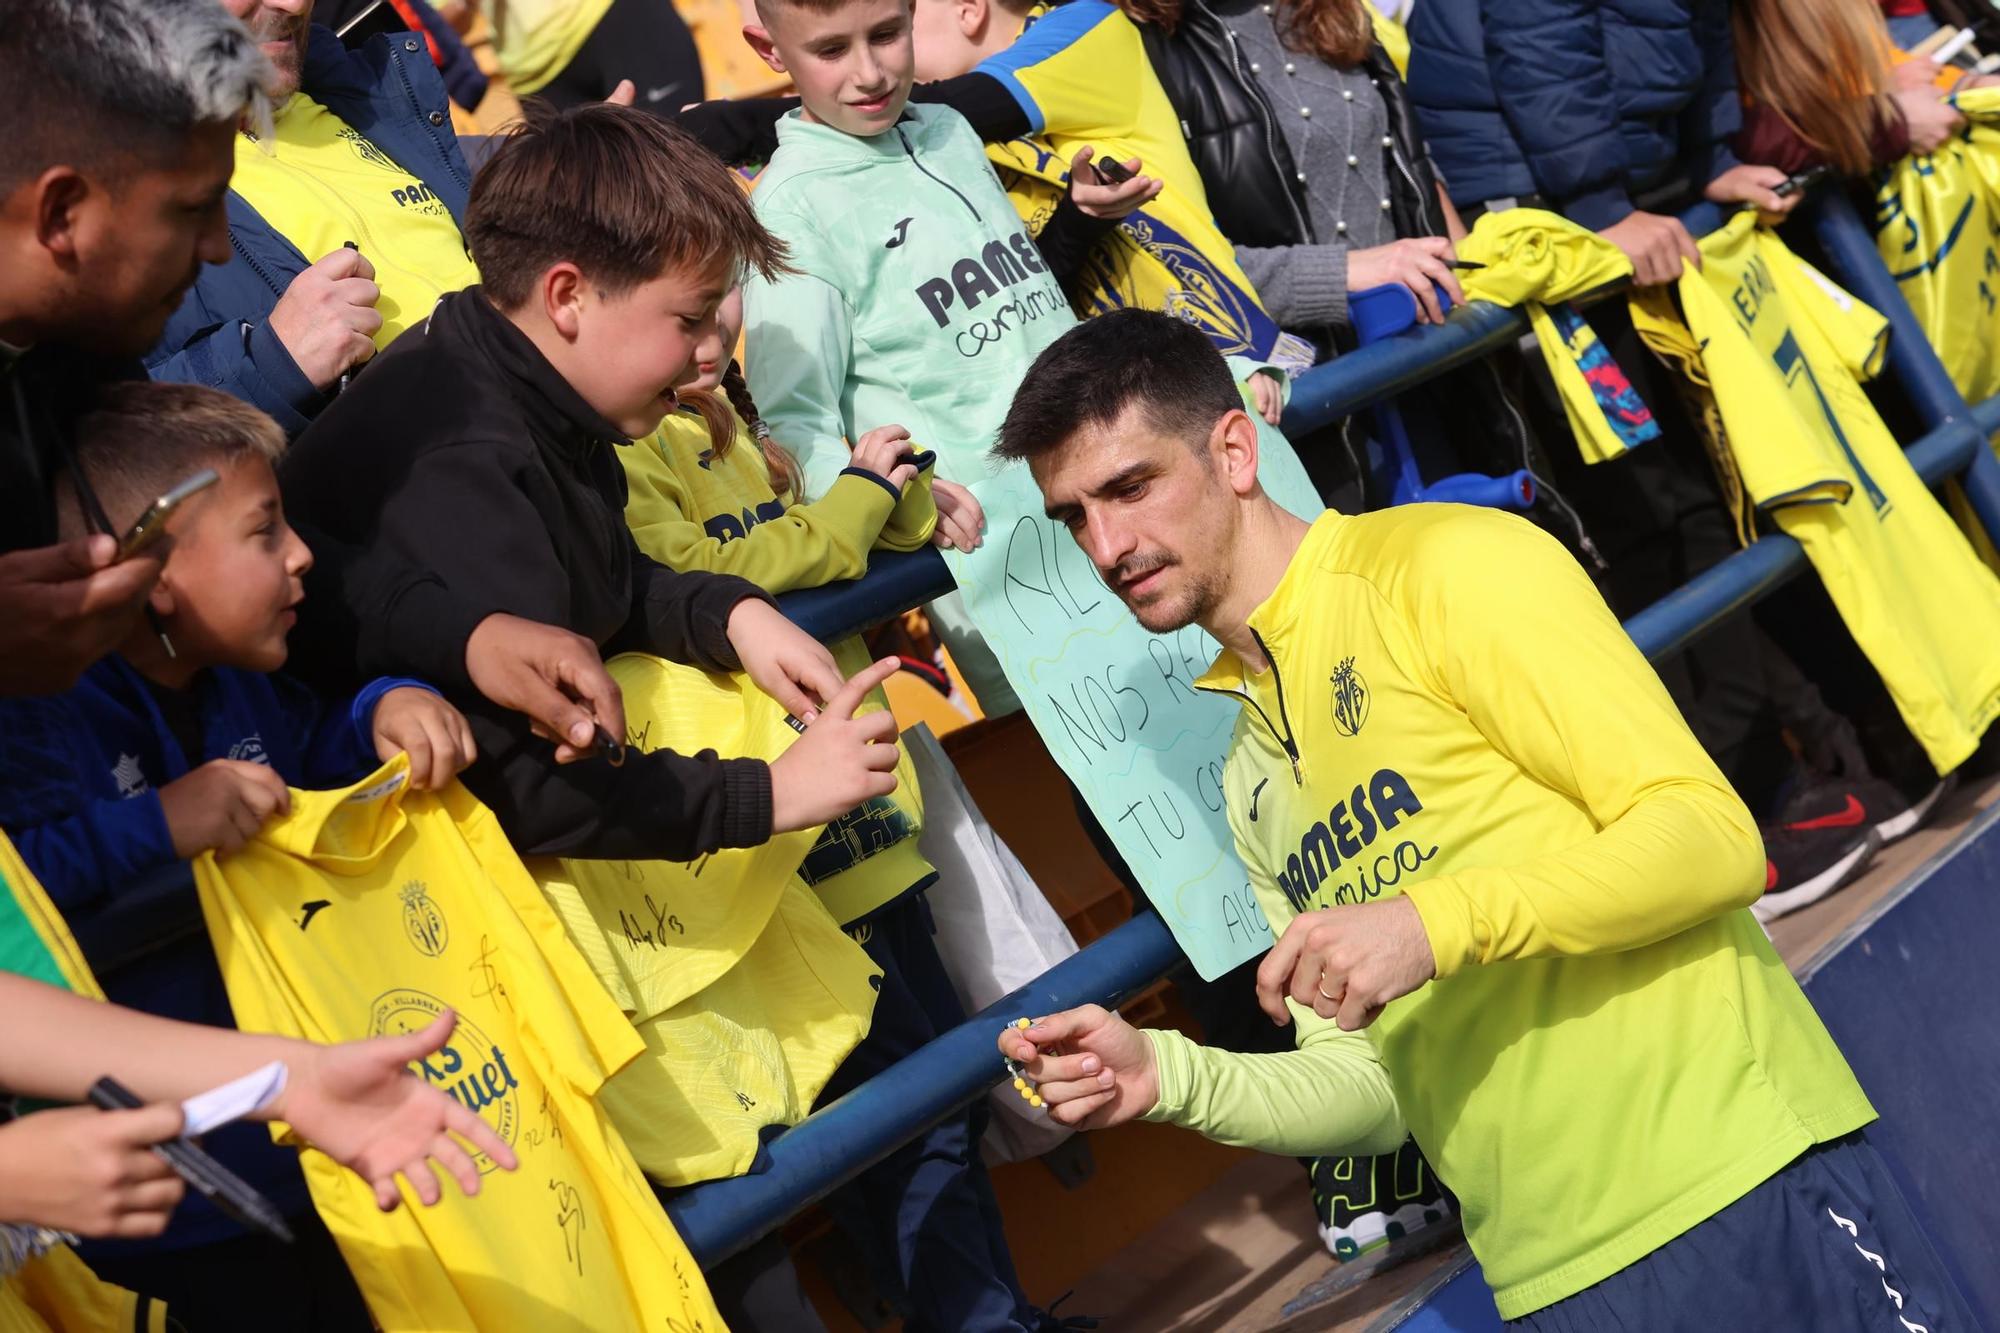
[1212,0,1397,332]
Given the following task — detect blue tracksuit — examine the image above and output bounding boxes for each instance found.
[0,657,423,1251]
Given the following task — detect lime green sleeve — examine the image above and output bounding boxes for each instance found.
[1140,1004,1408,1158]
[875,463,940,552]
[623,440,900,594]
[1398,514,1766,977]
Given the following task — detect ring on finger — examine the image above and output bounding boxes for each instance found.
[1316,979,1339,1003]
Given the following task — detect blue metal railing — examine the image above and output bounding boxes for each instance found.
[700,192,2000,1269]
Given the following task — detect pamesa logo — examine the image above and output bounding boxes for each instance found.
[1330,656,1369,738]
[370,988,519,1173]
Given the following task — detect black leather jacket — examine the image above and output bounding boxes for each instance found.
[1140,3,1445,249]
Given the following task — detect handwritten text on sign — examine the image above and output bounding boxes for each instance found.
[947,418,1323,979]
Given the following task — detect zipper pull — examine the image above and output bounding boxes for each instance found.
[1285,743,1302,786]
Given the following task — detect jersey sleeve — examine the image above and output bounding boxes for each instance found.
[1396,512,1765,976]
[1769,247,1889,381]
[1140,822,1405,1158]
[743,266,859,503]
[975,0,1138,139]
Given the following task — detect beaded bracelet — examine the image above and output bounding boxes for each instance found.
[1001,1017,1044,1110]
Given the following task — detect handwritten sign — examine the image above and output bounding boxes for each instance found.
[947,418,1324,979]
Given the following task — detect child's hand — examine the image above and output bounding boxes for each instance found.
[158,759,292,859]
[768,658,904,833]
[728,598,846,721]
[1247,370,1284,425]
[931,478,986,552]
[1068,147,1163,221]
[371,687,478,791]
[850,425,920,492]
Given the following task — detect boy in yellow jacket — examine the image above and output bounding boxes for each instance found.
[993,310,1970,1330]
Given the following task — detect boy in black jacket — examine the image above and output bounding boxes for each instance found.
[281,105,901,861]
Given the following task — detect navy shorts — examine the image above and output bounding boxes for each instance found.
[1515,1134,1981,1332]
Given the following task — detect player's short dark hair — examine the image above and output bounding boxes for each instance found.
[466,101,790,310]
[993,309,1241,465]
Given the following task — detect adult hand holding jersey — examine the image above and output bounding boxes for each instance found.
[1346,237,1464,325]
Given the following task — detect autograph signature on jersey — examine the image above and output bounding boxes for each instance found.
[552,1178,587,1276]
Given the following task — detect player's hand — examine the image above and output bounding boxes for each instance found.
[0,536,162,695]
[767,657,903,833]
[275,1011,518,1211]
[931,478,985,552]
[370,687,477,791]
[1703,163,1796,217]
[1599,209,1702,286]
[464,613,625,765]
[849,425,920,493]
[729,598,845,721]
[0,1103,186,1238]
[1256,897,1438,1031]
[1246,370,1284,425]
[605,79,637,106]
[266,247,381,391]
[997,1005,1158,1129]
[1893,87,1967,154]
[1068,146,1163,220]
[158,759,292,858]
[1345,237,1464,325]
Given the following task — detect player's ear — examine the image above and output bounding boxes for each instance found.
[1213,409,1261,498]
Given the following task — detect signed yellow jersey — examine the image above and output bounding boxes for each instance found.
[193,758,723,1333]
[231,95,477,349]
[1633,213,2000,774]
[532,654,882,1185]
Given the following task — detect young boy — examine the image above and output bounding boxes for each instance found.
[0,380,477,1329]
[739,0,1162,719]
[279,104,902,865]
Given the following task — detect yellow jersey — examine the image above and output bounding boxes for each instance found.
[232,95,478,350]
[532,653,882,1186]
[1633,213,2000,774]
[193,758,723,1333]
[1,1246,168,1333]
[1165,506,1870,1317]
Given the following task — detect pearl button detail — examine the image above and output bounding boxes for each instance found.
[1296,171,1307,182]
[1381,135,1394,148]
[1299,106,1311,119]
[1346,154,1359,168]
[1342,89,1355,101]
[1336,220,1348,234]
[1381,198,1392,210]
[1284,61,1296,74]
[1250,61,1261,72]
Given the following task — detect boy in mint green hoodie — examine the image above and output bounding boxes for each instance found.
[740,0,1161,718]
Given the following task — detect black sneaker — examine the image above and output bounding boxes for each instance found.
[1755,819,1878,922]
[1846,773,1955,845]
[1310,1139,1453,1262]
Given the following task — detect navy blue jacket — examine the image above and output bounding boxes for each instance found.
[147,24,472,435]
[0,657,421,1248]
[1406,0,1743,230]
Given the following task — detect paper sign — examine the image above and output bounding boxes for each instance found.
[947,418,1324,980]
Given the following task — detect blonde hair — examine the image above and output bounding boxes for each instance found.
[1732,0,1895,176]
[684,368,806,500]
[64,381,284,537]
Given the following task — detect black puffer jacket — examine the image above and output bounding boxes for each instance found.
[1140,7,1444,249]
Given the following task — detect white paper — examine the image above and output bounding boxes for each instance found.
[180,1060,288,1136]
